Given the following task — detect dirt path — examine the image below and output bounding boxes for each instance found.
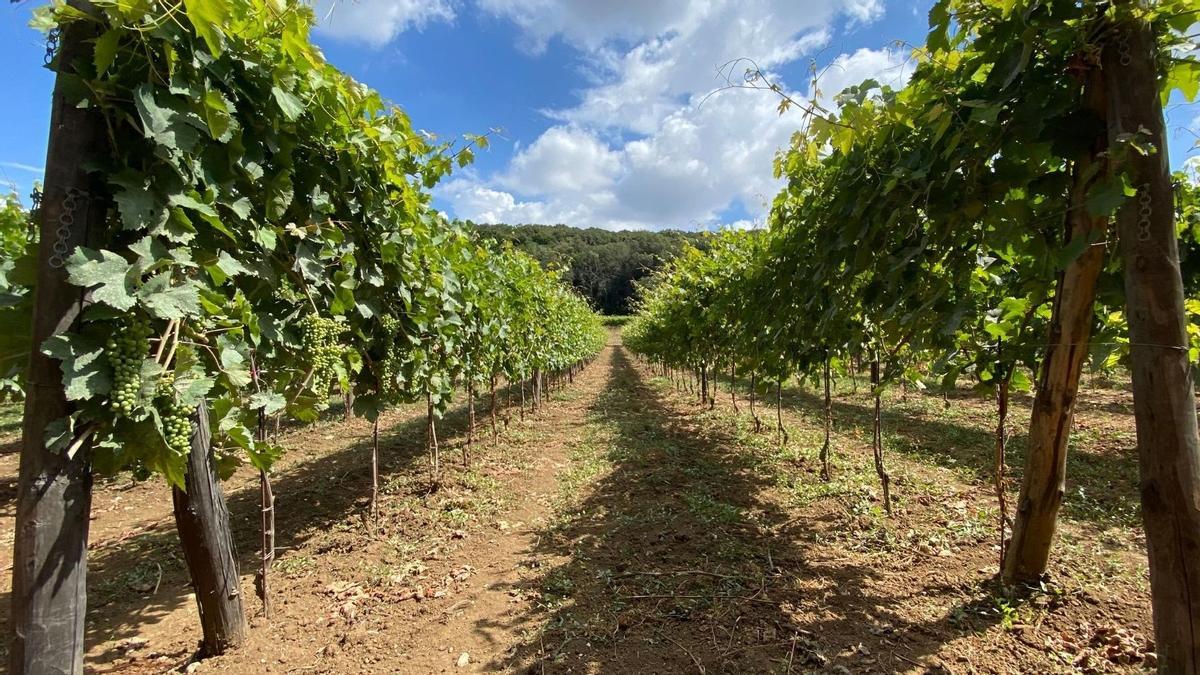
[45,341,617,673]
[0,335,1153,673]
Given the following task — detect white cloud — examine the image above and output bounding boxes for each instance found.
[444,1,911,230]
[500,126,622,196]
[811,47,914,106]
[846,0,886,22]
[312,0,454,46]
[1184,156,1200,184]
[0,162,44,174]
[476,0,693,53]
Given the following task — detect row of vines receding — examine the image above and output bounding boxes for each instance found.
[625,0,1200,671]
[6,0,607,671]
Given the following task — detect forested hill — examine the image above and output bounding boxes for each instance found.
[471,223,706,314]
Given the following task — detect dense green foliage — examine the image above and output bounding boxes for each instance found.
[472,223,705,314]
[629,0,1200,393]
[27,0,604,487]
[0,193,33,401]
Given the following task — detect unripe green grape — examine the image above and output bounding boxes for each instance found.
[105,315,153,418]
[300,314,346,401]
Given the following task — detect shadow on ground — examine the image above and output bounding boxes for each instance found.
[0,382,531,669]
[768,383,1142,531]
[478,347,996,673]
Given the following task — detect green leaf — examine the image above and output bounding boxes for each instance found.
[1010,368,1032,393]
[44,416,75,455]
[133,84,171,137]
[1165,60,1200,104]
[177,375,214,408]
[249,391,286,415]
[183,0,229,56]
[266,171,294,221]
[66,248,137,311]
[207,250,251,285]
[271,86,304,122]
[93,29,121,75]
[1085,175,1133,217]
[138,275,200,320]
[110,174,169,232]
[218,344,252,387]
[40,334,110,401]
[202,88,234,141]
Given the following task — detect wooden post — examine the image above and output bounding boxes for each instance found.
[1004,60,1108,585]
[10,6,107,672]
[172,401,246,655]
[1103,15,1200,671]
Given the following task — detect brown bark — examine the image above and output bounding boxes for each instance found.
[1004,60,1109,585]
[995,370,1011,574]
[870,360,892,516]
[172,401,246,656]
[10,7,107,671]
[489,376,498,440]
[426,395,441,486]
[749,371,762,433]
[776,381,788,445]
[370,418,379,521]
[465,382,474,466]
[256,470,275,617]
[1103,16,1200,672]
[730,365,739,413]
[821,356,832,481]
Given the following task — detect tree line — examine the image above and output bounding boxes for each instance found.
[469,222,705,314]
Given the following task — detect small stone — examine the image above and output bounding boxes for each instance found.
[456,652,470,667]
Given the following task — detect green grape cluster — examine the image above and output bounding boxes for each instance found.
[378,316,403,397]
[105,317,153,416]
[156,373,192,455]
[300,314,344,396]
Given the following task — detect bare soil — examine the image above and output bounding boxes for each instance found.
[0,335,1155,673]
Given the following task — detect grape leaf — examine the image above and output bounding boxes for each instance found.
[66,248,138,311]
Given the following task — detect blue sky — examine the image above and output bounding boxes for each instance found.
[1,1,1197,231]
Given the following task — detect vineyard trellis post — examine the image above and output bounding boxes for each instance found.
[9,5,107,671]
[1102,13,1200,671]
[171,401,246,655]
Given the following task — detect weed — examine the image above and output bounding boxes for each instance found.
[276,555,315,578]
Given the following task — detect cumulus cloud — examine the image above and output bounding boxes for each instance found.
[307,0,912,229]
[811,47,914,105]
[499,126,622,196]
[476,0,692,53]
[312,0,454,46]
[445,0,912,230]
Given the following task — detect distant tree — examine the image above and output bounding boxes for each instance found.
[471,223,707,314]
